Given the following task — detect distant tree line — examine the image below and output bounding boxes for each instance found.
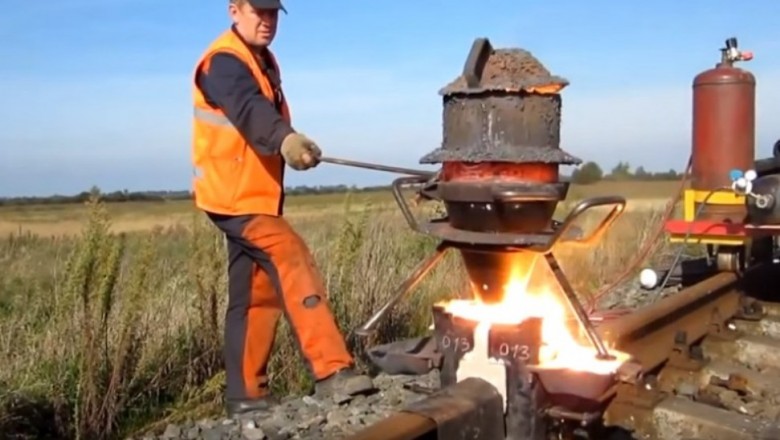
[0,184,396,206]
[570,161,681,185]
[0,161,681,206]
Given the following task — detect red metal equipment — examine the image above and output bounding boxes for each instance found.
[643,38,780,291]
[691,38,756,201]
[664,37,757,253]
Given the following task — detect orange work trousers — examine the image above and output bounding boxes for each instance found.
[208,212,354,401]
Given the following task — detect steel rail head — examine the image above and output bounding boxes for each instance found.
[346,377,506,440]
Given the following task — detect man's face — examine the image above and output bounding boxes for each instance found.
[229,2,279,47]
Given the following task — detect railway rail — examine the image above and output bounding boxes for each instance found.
[347,264,780,439]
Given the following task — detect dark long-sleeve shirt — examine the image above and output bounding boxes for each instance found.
[196,51,294,156]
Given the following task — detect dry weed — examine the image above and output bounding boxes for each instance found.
[0,186,679,439]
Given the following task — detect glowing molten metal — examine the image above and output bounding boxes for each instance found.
[438,252,630,374]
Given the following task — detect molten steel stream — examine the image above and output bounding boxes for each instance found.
[439,252,630,375]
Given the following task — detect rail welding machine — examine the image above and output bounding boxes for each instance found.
[643,37,780,290]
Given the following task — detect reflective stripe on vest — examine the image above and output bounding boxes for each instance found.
[191,28,291,217]
[193,107,233,127]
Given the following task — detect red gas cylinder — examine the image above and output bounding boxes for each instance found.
[691,37,756,222]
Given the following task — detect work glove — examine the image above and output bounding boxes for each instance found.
[280,133,322,170]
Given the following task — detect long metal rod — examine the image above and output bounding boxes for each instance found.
[546,253,613,360]
[319,156,437,178]
[355,243,450,336]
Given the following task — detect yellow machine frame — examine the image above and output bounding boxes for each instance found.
[666,189,748,246]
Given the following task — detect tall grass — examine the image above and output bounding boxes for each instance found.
[0,189,673,439]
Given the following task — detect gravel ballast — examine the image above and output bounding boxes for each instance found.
[133,256,701,440]
[132,371,441,440]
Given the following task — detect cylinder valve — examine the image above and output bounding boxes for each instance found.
[690,37,756,223]
[721,37,754,65]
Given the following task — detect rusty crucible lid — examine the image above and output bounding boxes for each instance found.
[415,38,583,241]
[420,37,582,166]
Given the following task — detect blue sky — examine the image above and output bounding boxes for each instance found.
[1,0,779,197]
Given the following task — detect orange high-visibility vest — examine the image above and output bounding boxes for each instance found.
[191,29,291,216]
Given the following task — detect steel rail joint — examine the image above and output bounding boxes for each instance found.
[598,269,753,430]
[346,377,505,440]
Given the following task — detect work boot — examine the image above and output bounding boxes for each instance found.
[314,368,375,398]
[225,395,280,419]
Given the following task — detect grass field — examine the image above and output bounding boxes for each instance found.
[0,180,680,237]
[0,180,682,439]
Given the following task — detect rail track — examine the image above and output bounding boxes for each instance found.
[347,260,780,440]
[328,35,780,440]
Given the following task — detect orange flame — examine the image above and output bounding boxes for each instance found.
[439,252,629,374]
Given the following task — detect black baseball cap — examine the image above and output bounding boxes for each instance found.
[247,0,287,13]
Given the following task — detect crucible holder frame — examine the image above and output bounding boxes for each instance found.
[356,174,627,362]
[392,174,625,248]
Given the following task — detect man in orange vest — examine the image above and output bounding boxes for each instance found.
[191,0,374,418]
